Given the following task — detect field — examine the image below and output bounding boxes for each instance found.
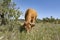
[0,22,60,40]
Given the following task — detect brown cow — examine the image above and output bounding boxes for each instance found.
[23,8,37,32]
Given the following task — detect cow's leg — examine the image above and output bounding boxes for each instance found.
[27,24,31,33]
[31,17,36,27]
[25,16,32,32]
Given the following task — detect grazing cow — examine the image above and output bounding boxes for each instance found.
[23,8,37,32]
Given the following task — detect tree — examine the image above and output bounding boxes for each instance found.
[49,16,55,23]
[0,0,10,25]
[0,0,22,25]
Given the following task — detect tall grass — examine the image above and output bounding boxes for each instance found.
[0,23,60,40]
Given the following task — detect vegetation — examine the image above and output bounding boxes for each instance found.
[37,16,60,24]
[0,23,60,40]
[0,0,22,25]
[0,0,60,40]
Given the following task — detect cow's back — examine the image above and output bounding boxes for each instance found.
[25,8,37,21]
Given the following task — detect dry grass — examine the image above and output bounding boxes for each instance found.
[0,23,60,40]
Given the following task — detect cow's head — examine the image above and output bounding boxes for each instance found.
[23,22,31,31]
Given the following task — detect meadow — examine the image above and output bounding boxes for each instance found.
[0,22,60,40]
[0,0,60,40]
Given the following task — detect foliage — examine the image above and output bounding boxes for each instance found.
[0,0,22,25]
[42,16,60,24]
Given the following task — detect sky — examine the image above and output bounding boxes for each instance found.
[13,0,60,19]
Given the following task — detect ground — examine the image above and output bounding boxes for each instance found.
[0,22,60,40]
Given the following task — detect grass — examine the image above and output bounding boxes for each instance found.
[0,23,60,40]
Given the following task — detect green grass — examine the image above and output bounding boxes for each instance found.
[0,23,60,40]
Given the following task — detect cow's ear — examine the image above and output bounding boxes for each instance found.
[25,21,29,24]
[23,22,26,26]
